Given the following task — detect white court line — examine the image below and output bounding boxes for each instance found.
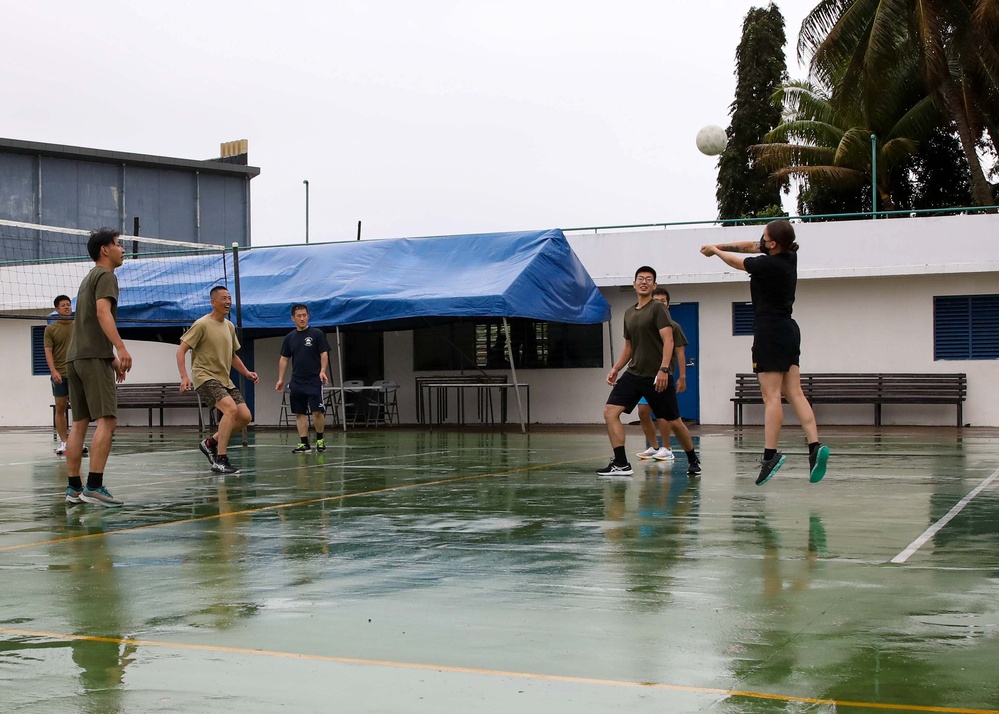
[891,466,999,564]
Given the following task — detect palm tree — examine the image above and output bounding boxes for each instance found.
[751,70,938,212]
[798,0,998,206]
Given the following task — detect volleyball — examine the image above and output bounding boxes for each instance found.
[696,125,728,156]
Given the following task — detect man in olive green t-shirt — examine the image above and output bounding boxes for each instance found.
[64,228,132,508]
[177,285,259,475]
[44,294,75,453]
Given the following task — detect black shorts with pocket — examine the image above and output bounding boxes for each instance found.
[606,370,681,422]
[752,317,801,373]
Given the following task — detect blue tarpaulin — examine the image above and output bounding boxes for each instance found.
[114,229,609,332]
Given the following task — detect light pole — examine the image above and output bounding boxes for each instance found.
[303,179,310,244]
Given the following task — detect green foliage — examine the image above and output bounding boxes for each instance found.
[716,4,788,221]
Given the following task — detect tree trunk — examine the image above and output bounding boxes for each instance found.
[938,80,995,206]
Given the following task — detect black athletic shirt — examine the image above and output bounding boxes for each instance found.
[280,327,331,386]
[744,252,796,322]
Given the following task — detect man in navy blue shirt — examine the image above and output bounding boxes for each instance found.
[275,304,331,452]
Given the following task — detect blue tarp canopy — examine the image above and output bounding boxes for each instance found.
[115,229,609,334]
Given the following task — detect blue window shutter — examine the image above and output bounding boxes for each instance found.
[32,326,51,375]
[970,295,999,359]
[732,302,754,336]
[934,295,999,361]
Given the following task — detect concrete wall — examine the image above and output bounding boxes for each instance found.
[3,214,998,428]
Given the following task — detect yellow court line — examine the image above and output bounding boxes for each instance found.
[0,627,994,714]
[0,457,597,553]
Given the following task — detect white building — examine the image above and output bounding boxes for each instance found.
[3,213,997,428]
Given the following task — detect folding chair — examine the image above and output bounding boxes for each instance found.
[372,379,400,426]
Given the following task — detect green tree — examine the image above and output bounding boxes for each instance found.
[716,4,788,221]
[752,75,938,212]
[798,0,999,206]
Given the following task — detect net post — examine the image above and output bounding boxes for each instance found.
[231,242,249,446]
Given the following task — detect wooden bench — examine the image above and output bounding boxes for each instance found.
[116,382,211,428]
[732,373,968,427]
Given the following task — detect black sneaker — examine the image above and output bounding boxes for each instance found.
[292,442,311,453]
[687,458,702,476]
[81,445,89,456]
[315,438,326,453]
[596,461,633,477]
[211,455,239,474]
[809,445,830,484]
[756,452,786,486]
[199,438,217,465]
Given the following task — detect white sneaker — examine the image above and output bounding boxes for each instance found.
[56,442,67,455]
[636,447,658,459]
[653,447,674,460]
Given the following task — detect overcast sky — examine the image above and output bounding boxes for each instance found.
[2,1,818,246]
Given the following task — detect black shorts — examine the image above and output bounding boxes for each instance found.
[606,370,681,422]
[752,318,801,373]
[290,383,325,415]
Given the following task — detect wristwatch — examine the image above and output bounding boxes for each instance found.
[658,367,669,374]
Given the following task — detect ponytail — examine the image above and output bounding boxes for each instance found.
[766,220,798,252]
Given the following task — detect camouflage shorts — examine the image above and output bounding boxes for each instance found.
[195,379,245,409]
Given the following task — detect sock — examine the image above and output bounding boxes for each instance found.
[315,432,323,441]
[685,449,698,463]
[206,436,218,448]
[299,435,310,447]
[613,446,627,464]
[808,441,820,455]
[68,476,83,491]
[764,448,777,461]
[86,472,103,490]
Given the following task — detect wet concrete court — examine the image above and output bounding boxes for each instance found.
[0,425,997,713]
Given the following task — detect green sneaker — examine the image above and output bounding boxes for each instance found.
[292,442,311,453]
[316,438,326,453]
[809,445,830,483]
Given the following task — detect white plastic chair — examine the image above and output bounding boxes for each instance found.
[372,379,400,426]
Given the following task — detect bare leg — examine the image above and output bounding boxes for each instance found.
[54,395,69,444]
[313,411,325,434]
[637,404,657,446]
[666,417,694,452]
[782,366,818,442]
[603,404,627,448]
[87,416,117,473]
[656,418,674,449]
[295,413,310,439]
[757,372,785,449]
[66,418,89,476]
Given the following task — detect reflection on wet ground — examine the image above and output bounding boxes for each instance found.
[0,426,997,713]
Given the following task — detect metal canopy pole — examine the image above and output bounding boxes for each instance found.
[336,326,347,432]
[502,317,526,434]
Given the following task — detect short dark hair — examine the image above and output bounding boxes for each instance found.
[209,285,229,299]
[87,228,120,262]
[634,266,657,282]
[652,287,670,303]
[53,295,71,308]
[291,303,308,316]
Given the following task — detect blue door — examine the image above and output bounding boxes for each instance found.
[668,303,699,422]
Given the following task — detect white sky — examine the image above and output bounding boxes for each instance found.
[2,0,817,246]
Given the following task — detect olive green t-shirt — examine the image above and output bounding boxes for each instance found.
[43,319,74,376]
[623,300,674,378]
[669,321,688,376]
[68,266,119,362]
[181,315,240,389]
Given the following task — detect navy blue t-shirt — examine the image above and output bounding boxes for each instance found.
[280,327,331,386]
[744,251,796,321]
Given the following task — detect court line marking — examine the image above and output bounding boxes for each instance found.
[0,627,993,714]
[0,456,598,553]
[891,467,999,564]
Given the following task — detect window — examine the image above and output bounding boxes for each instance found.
[732,302,754,336]
[934,295,999,360]
[31,326,51,375]
[414,319,603,371]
